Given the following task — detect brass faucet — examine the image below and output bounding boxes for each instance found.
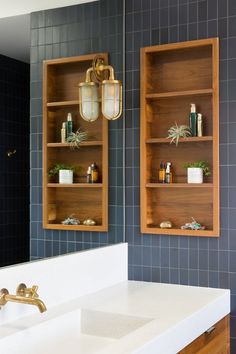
[0,283,47,313]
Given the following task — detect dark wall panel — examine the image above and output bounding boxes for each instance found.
[0,54,29,267]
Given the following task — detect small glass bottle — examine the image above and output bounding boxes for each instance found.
[165,162,173,184]
[189,103,197,136]
[197,113,203,137]
[61,122,66,143]
[87,166,92,183]
[158,161,166,183]
[91,162,99,183]
[67,113,73,137]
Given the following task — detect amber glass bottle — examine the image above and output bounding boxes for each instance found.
[158,161,166,183]
[91,162,99,183]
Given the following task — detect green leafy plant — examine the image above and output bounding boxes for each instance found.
[183,160,211,176]
[48,164,75,177]
[167,123,192,146]
[66,129,88,149]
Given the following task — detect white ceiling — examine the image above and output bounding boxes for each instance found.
[0,0,96,63]
[0,15,30,63]
[0,1,96,18]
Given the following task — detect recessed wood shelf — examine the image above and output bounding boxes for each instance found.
[43,53,108,232]
[146,136,213,144]
[145,88,213,99]
[47,183,103,188]
[140,38,219,237]
[45,224,106,232]
[47,100,80,107]
[146,183,213,188]
[47,141,103,147]
[143,226,219,237]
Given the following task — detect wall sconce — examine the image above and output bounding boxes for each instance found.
[78,56,122,122]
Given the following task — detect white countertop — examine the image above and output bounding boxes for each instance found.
[0,280,230,354]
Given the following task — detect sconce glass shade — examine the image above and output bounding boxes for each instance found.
[101,80,122,120]
[78,82,99,122]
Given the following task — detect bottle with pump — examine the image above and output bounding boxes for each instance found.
[91,162,99,183]
[67,113,73,137]
[61,122,66,143]
[158,161,166,183]
[165,162,173,184]
[197,113,203,137]
[189,104,197,136]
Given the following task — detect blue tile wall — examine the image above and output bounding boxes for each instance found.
[0,55,30,266]
[125,0,236,350]
[30,1,124,260]
[30,0,236,348]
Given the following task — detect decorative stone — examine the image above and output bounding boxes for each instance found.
[61,215,80,225]
[181,217,205,230]
[83,218,96,226]
[160,221,172,229]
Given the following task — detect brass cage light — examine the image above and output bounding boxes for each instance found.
[78,56,122,122]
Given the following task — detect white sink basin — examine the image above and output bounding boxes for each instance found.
[80,309,153,339]
[0,309,153,354]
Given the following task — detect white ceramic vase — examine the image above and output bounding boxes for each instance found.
[59,170,73,184]
[187,167,203,184]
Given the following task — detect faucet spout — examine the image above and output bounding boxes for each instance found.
[3,294,47,313]
[0,284,47,313]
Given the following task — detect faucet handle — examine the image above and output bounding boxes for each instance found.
[16,283,39,298]
[30,286,39,298]
[0,288,9,307]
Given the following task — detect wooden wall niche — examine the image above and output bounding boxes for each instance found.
[43,54,108,231]
[140,38,219,237]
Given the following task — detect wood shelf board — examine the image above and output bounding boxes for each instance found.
[142,226,218,237]
[47,100,80,107]
[143,38,219,53]
[44,223,107,232]
[47,183,103,188]
[44,53,107,66]
[146,136,213,144]
[47,141,103,147]
[145,89,213,99]
[146,183,213,188]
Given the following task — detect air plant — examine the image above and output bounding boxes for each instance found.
[66,129,88,149]
[167,123,192,146]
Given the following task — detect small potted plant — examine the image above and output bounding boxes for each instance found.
[48,164,75,184]
[183,160,211,184]
[167,123,192,146]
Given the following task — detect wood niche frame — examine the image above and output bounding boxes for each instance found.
[140,38,219,237]
[42,53,108,232]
